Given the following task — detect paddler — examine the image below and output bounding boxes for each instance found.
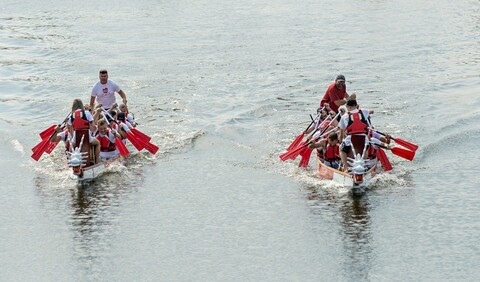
[338,99,371,171]
[67,98,100,164]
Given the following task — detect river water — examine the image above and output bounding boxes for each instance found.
[1,0,479,281]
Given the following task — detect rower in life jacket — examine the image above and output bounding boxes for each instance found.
[95,118,120,161]
[323,134,341,169]
[339,99,372,170]
[308,132,341,169]
[67,98,100,165]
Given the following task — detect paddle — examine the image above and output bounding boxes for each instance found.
[103,108,158,155]
[38,113,71,140]
[39,124,57,140]
[125,130,159,154]
[280,113,340,161]
[370,138,416,161]
[131,128,151,142]
[31,137,52,161]
[298,146,313,168]
[376,147,393,171]
[372,130,418,152]
[286,114,317,152]
[31,115,71,160]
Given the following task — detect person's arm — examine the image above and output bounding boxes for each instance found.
[50,127,63,142]
[118,90,127,105]
[320,88,330,107]
[89,96,96,110]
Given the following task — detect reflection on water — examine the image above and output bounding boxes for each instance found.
[33,170,141,279]
[339,196,372,281]
[306,186,373,280]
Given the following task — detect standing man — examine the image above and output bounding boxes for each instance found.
[320,74,356,113]
[89,69,128,110]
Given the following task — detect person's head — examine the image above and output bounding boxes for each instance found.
[346,99,358,109]
[318,107,328,119]
[72,98,84,112]
[328,132,338,145]
[339,105,347,115]
[84,104,92,112]
[99,69,108,84]
[109,109,117,117]
[119,103,128,113]
[97,118,108,134]
[117,112,126,122]
[335,74,345,89]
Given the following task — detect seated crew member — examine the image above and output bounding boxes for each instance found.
[119,103,137,127]
[67,98,100,164]
[338,99,371,171]
[309,132,341,169]
[95,118,121,161]
[50,126,71,156]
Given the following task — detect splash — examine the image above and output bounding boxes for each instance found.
[11,139,25,155]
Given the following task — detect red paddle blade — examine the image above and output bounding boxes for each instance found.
[143,141,159,155]
[115,138,130,157]
[126,132,144,151]
[393,138,418,152]
[39,125,56,140]
[31,139,50,161]
[32,139,45,152]
[376,148,392,171]
[45,141,59,154]
[298,147,313,168]
[131,128,151,142]
[391,147,415,161]
[279,142,307,161]
[287,133,304,151]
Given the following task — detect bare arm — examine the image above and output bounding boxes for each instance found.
[89,96,96,109]
[118,90,127,105]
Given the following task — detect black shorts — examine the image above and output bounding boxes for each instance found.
[341,143,351,154]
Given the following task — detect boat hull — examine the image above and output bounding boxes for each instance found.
[73,155,123,181]
[316,157,378,195]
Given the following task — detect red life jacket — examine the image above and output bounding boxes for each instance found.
[346,111,369,135]
[71,110,90,130]
[324,144,340,162]
[96,130,116,152]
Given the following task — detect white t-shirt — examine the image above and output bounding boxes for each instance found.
[339,109,370,130]
[126,113,135,125]
[91,79,121,109]
[339,109,370,146]
[67,109,94,125]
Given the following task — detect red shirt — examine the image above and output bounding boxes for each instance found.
[320,82,347,112]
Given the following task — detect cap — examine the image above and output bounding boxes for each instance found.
[346,99,357,107]
[336,74,345,82]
